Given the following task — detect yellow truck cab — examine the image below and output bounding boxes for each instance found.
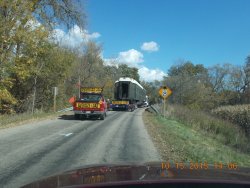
[73,87,107,120]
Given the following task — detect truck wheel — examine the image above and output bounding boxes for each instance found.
[100,114,105,120]
[74,114,80,120]
[129,106,134,112]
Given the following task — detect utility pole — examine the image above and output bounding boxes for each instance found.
[31,76,37,115]
[53,87,58,112]
[79,75,81,98]
[31,62,44,115]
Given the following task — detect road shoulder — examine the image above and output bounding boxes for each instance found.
[142,110,175,161]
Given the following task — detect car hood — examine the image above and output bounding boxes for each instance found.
[21,162,250,188]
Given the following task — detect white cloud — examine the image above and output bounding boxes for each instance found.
[117,49,144,65]
[51,25,101,47]
[102,48,166,82]
[138,66,166,81]
[104,49,143,67]
[141,41,159,52]
[83,32,101,41]
[103,58,118,67]
[52,29,65,41]
[25,19,41,30]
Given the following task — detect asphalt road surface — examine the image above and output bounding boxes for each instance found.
[0,108,161,188]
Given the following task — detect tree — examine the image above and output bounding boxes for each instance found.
[141,80,161,104]
[208,63,247,105]
[242,55,250,103]
[0,0,86,113]
[163,61,215,110]
[32,0,86,29]
[0,1,47,113]
[117,64,140,81]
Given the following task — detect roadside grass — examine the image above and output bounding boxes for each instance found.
[212,104,250,135]
[143,111,250,167]
[164,105,249,153]
[0,109,71,129]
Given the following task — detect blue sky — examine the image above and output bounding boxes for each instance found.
[55,0,250,81]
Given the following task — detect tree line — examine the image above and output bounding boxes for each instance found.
[144,59,250,110]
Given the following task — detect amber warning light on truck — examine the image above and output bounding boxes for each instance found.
[80,87,103,93]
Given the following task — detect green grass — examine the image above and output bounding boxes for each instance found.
[144,112,250,167]
[164,105,249,153]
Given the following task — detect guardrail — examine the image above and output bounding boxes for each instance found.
[150,105,160,114]
[57,107,73,113]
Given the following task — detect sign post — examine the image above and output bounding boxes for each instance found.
[158,86,172,118]
[78,76,81,98]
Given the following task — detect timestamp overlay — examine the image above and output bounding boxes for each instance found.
[161,161,239,173]
[158,161,240,178]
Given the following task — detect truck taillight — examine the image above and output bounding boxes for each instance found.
[99,100,104,110]
[99,102,105,110]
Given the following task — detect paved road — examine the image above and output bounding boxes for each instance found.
[0,109,161,188]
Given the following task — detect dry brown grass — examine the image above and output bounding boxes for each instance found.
[212,104,250,135]
[163,105,249,153]
[0,110,72,129]
[143,111,183,161]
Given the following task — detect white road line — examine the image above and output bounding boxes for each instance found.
[60,133,73,137]
[139,174,146,180]
[65,133,73,137]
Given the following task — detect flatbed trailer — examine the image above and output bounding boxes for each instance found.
[110,100,135,111]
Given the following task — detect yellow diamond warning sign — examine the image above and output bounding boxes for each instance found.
[159,86,172,99]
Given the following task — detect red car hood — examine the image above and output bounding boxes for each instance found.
[21,162,250,188]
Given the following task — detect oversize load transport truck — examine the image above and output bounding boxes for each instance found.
[111,77,147,111]
[73,87,107,120]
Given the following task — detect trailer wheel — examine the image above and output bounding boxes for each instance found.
[100,114,105,120]
[75,114,80,119]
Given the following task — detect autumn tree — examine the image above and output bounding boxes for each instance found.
[0,0,85,113]
[141,80,161,104]
[208,63,248,105]
[117,64,140,81]
[242,55,250,103]
[163,61,215,110]
[0,1,48,113]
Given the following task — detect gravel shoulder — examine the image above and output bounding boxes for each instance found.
[142,110,177,161]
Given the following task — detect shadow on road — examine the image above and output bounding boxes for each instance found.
[58,114,100,121]
[58,114,75,120]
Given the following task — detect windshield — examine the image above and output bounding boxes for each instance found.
[0,0,249,187]
[80,94,102,102]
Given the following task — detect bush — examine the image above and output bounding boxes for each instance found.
[212,104,250,136]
